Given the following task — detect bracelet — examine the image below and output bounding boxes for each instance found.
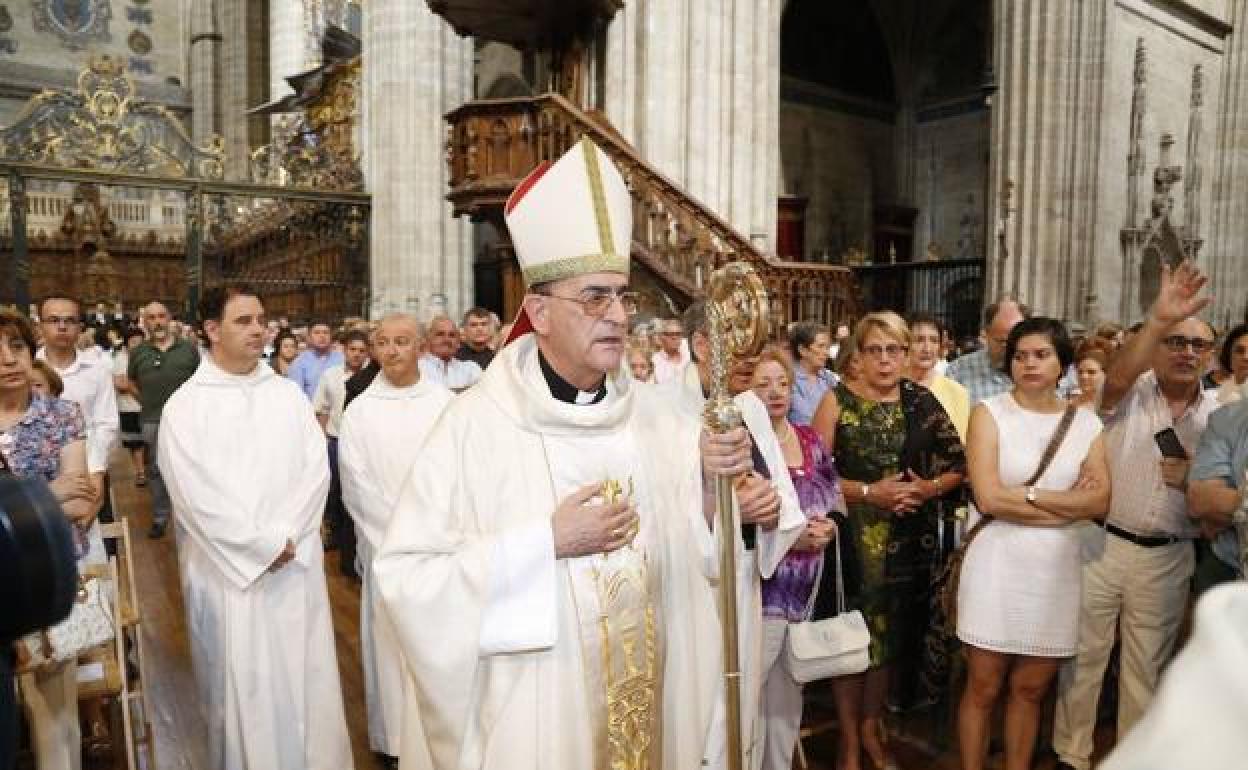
[861,483,870,501]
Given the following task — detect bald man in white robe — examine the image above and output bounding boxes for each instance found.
[340,315,452,763]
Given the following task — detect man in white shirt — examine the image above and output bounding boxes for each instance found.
[651,318,691,384]
[339,313,452,766]
[158,284,352,770]
[38,296,117,552]
[313,329,370,563]
[418,315,481,392]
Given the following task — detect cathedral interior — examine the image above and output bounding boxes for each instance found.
[0,0,1242,334]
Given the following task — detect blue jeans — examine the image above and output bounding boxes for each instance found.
[141,421,171,526]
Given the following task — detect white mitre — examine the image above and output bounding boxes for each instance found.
[504,136,632,288]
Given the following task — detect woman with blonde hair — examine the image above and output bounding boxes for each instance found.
[749,345,844,769]
[812,311,966,769]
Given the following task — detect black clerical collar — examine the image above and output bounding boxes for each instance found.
[538,350,607,405]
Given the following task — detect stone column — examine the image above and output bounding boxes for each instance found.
[604,0,783,250]
[269,0,307,100]
[986,0,1109,319]
[1206,0,1248,329]
[188,0,220,144]
[364,0,473,320]
[218,0,252,179]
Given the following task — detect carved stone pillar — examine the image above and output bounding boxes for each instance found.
[986,0,1109,320]
[189,0,220,144]
[219,0,252,179]
[269,0,307,100]
[604,0,783,250]
[364,0,473,320]
[1206,0,1248,329]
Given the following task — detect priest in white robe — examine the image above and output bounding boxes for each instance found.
[339,313,452,764]
[158,285,353,770]
[661,301,805,770]
[374,138,762,770]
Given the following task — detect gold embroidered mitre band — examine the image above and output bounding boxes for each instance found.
[504,138,632,288]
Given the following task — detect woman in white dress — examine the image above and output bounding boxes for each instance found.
[956,317,1111,770]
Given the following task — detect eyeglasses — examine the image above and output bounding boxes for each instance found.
[42,315,79,327]
[1161,335,1215,354]
[538,287,638,319]
[861,343,909,359]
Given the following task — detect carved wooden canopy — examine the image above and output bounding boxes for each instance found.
[0,54,225,179]
[428,0,623,48]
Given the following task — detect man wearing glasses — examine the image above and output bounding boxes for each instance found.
[947,297,1032,406]
[375,138,754,770]
[36,296,116,559]
[651,318,689,384]
[1053,262,1219,770]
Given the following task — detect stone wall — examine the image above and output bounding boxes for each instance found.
[778,79,894,261]
[914,106,990,262]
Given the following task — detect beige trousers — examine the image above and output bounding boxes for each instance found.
[19,661,82,770]
[1053,532,1194,770]
[754,618,805,770]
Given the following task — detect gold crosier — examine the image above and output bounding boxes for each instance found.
[703,262,770,770]
[591,477,659,770]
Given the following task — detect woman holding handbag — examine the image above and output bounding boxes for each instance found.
[0,309,99,770]
[750,347,845,770]
[956,317,1110,770]
[811,312,966,770]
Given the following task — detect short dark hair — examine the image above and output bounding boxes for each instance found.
[787,321,828,361]
[308,320,332,332]
[983,297,1032,329]
[682,300,709,360]
[462,306,492,324]
[1003,316,1075,382]
[31,360,64,397]
[1221,323,1248,374]
[38,295,81,318]
[342,329,370,348]
[907,313,946,338]
[123,326,146,346]
[199,284,258,324]
[0,309,37,353]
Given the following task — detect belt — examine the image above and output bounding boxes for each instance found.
[1105,522,1190,548]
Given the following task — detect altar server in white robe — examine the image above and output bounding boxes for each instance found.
[662,302,805,770]
[158,285,353,770]
[339,313,452,763]
[375,138,767,770]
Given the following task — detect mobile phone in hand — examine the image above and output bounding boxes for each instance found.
[1154,427,1188,460]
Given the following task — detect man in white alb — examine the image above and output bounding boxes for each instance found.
[374,138,758,770]
[158,285,352,770]
[340,314,451,767]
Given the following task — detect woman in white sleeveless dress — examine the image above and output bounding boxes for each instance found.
[956,318,1111,770]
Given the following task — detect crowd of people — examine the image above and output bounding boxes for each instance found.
[4,139,1248,770]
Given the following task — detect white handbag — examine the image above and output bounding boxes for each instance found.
[784,542,871,684]
[26,576,115,666]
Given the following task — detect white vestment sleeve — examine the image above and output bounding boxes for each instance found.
[338,409,391,551]
[287,404,333,565]
[478,519,558,655]
[738,392,804,579]
[86,362,120,474]
[158,403,295,589]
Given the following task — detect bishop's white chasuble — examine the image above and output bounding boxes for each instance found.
[374,335,724,770]
[158,357,352,770]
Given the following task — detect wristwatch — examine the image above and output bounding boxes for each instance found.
[1026,486,1039,506]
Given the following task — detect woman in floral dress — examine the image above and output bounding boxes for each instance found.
[812,312,965,770]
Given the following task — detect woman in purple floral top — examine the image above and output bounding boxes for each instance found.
[751,347,850,770]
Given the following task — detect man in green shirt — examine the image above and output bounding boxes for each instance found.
[127,301,200,538]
